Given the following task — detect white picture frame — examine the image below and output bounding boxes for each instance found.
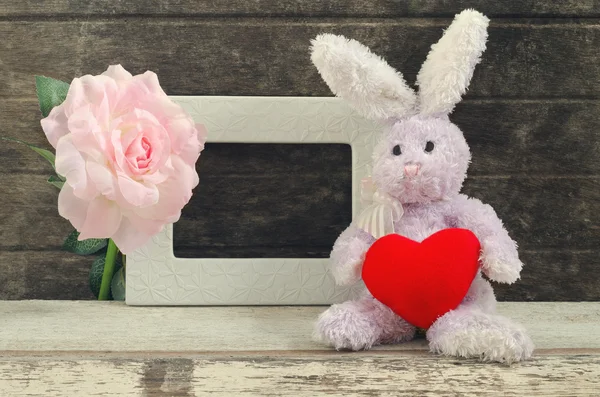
[126,96,379,305]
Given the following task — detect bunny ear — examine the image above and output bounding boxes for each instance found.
[416,9,489,116]
[311,34,417,121]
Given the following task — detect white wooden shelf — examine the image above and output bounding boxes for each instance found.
[1,301,599,396]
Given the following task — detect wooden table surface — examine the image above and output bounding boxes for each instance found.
[1,301,599,396]
[1,1,599,302]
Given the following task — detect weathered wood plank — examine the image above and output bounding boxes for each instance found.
[495,250,600,301]
[174,143,352,258]
[174,175,599,255]
[4,99,600,176]
[455,100,600,176]
[2,21,600,98]
[0,354,599,396]
[176,175,599,253]
[0,252,95,300]
[1,173,597,300]
[0,173,71,250]
[0,172,596,252]
[462,176,599,250]
[1,0,599,17]
[2,302,600,393]
[1,302,599,351]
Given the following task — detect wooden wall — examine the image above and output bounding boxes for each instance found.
[0,1,598,300]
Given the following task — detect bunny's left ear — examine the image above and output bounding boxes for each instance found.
[311,34,417,121]
[416,9,489,116]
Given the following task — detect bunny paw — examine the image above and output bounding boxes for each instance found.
[329,226,373,286]
[481,257,523,284]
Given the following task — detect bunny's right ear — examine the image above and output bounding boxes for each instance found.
[311,34,417,121]
[416,9,489,116]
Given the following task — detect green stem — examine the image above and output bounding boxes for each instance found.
[98,239,119,301]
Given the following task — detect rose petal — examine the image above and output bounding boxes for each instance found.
[166,114,199,154]
[78,196,122,240]
[196,123,208,147]
[134,71,167,96]
[135,155,196,221]
[50,66,202,255]
[61,78,88,117]
[86,161,117,199]
[141,168,170,185]
[113,77,155,113]
[111,127,139,175]
[111,217,156,254]
[68,104,105,161]
[102,65,133,82]
[64,76,104,115]
[95,93,111,133]
[117,173,159,207]
[118,109,171,175]
[57,183,89,231]
[139,94,186,124]
[126,213,165,237]
[40,105,69,148]
[55,135,89,195]
[178,133,202,165]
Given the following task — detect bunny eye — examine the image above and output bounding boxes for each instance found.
[425,141,435,153]
[392,145,402,156]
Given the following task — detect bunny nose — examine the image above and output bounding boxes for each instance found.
[404,163,420,177]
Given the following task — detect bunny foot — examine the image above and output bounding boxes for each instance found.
[314,296,415,350]
[427,305,534,364]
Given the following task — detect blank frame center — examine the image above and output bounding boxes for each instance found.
[173,143,352,258]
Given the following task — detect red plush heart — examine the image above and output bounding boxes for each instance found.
[362,228,481,329]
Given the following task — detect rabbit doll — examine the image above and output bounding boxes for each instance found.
[311,9,534,363]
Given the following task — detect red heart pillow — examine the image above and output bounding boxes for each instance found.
[362,228,481,329]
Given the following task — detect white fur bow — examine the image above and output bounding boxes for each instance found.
[354,177,404,239]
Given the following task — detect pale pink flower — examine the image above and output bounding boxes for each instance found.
[41,65,206,254]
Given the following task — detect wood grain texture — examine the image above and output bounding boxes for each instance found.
[1,172,596,252]
[2,301,599,351]
[2,21,600,99]
[0,252,95,300]
[0,301,600,397]
[1,302,599,395]
[462,177,599,250]
[0,174,597,299]
[1,354,599,396]
[174,175,599,256]
[174,143,352,258]
[0,3,598,300]
[496,250,600,301]
[1,1,599,17]
[4,99,600,176]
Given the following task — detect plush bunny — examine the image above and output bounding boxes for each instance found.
[311,9,534,363]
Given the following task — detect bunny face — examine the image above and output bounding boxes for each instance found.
[372,116,470,204]
[311,10,489,201]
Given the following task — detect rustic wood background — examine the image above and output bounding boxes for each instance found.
[0,1,598,300]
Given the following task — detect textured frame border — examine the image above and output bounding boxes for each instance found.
[126,97,379,305]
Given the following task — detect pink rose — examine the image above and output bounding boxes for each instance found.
[41,65,206,254]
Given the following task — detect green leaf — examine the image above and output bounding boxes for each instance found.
[111,267,126,301]
[63,230,108,255]
[0,137,58,171]
[35,76,70,117]
[47,175,64,189]
[89,255,122,299]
